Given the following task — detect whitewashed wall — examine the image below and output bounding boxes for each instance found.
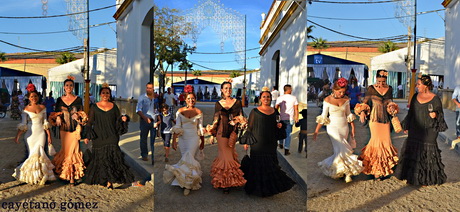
[259,1,307,104]
[445,0,460,89]
[116,0,153,99]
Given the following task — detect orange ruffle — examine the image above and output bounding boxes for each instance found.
[359,141,398,178]
[52,150,85,181]
[210,158,246,188]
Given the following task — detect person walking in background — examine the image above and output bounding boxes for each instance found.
[347,77,361,110]
[295,109,308,157]
[164,86,204,196]
[43,91,55,118]
[163,87,176,115]
[49,75,87,186]
[240,90,295,197]
[275,84,299,156]
[13,90,55,185]
[10,94,21,120]
[271,86,279,107]
[397,84,404,99]
[136,82,161,165]
[313,78,363,183]
[84,84,134,189]
[207,81,246,194]
[395,75,447,186]
[355,69,399,180]
[159,104,175,162]
[452,84,460,143]
[17,90,24,111]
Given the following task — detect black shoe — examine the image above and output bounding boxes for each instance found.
[298,149,302,153]
[279,144,284,149]
[284,149,290,156]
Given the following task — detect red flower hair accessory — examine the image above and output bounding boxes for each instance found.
[26,83,36,93]
[184,85,194,93]
[225,78,233,83]
[337,78,348,88]
[67,75,75,81]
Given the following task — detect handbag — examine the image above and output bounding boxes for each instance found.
[391,116,402,133]
[275,122,287,140]
[48,143,56,156]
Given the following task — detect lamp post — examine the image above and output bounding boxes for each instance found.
[408,0,417,105]
[242,15,247,107]
[83,0,90,114]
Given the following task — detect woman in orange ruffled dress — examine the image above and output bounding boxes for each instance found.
[208,81,246,194]
[49,76,86,185]
[355,69,399,180]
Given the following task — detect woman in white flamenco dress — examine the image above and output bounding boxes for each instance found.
[163,92,205,196]
[313,79,363,183]
[13,99,56,185]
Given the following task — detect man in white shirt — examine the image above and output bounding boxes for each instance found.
[275,84,299,156]
[271,86,280,107]
[452,85,460,141]
[163,87,176,114]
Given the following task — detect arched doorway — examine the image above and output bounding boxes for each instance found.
[272,50,280,89]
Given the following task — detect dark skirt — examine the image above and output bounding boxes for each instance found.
[241,152,295,197]
[84,144,134,185]
[395,133,447,186]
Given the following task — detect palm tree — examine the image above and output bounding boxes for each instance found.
[312,37,329,53]
[378,41,399,53]
[192,70,202,78]
[230,71,241,78]
[0,52,7,62]
[307,25,315,40]
[55,52,76,64]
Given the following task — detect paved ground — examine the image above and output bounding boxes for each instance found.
[306,101,460,211]
[0,113,153,212]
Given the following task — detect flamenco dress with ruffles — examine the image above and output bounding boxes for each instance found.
[84,104,134,185]
[13,109,56,185]
[49,97,85,181]
[395,94,447,185]
[210,100,246,189]
[316,100,363,180]
[163,112,204,191]
[240,108,294,197]
[355,85,398,178]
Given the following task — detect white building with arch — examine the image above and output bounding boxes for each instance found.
[114,0,153,99]
[258,0,307,106]
[443,0,460,90]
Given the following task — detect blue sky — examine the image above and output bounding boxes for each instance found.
[0,0,446,71]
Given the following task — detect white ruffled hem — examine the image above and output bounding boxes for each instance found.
[12,149,56,185]
[163,152,202,190]
[316,115,330,125]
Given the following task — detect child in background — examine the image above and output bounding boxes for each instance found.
[295,109,308,158]
[160,104,175,162]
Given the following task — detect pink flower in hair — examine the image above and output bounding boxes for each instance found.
[26,83,36,93]
[337,78,348,88]
[184,85,194,93]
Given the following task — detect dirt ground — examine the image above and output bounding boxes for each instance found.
[306,104,460,211]
[153,103,307,212]
[0,115,153,212]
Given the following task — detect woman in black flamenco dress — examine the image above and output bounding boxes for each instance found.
[240,90,295,197]
[84,86,134,188]
[395,75,447,186]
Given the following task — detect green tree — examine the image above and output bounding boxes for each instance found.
[230,71,241,78]
[154,4,194,93]
[0,52,7,62]
[192,70,202,78]
[307,25,315,40]
[55,52,76,64]
[312,37,329,53]
[378,41,399,53]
